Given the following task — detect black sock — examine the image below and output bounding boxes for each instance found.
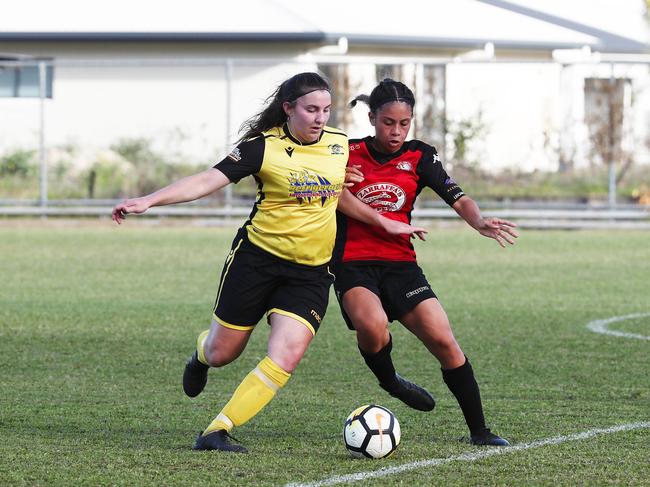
[442,357,486,435]
[358,334,398,388]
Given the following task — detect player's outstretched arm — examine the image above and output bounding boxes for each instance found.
[111,168,230,224]
[337,189,427,240]
[452,196,518,247]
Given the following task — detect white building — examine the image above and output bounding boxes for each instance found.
[1,0,649,172]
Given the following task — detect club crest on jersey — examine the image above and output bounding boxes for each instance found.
[356,182,406,212]
[396,161,412,171]
[329,143,345,155]
[288,169,343,205]
[227,147,242,162]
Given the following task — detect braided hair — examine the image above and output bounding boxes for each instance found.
[237,72,331,143]
[349,78,415,113]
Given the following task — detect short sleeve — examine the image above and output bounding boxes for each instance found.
[213,136,265,183]
[416,146,465,206]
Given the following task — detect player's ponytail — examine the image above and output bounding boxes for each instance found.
[349,94,370,108]
[237,72,330,143]
[349,78,415,113]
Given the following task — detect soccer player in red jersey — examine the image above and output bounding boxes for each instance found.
[334,79,518,446]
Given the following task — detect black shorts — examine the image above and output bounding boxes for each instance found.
[213,231,334,335]
[333,261,437,330]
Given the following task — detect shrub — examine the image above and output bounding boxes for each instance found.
[0,149,36,177]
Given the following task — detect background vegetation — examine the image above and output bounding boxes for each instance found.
[2,137,650,204]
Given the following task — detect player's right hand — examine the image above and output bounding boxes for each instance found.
[344,165,364,188]
[111,197,151,224]
[381,218,428,241]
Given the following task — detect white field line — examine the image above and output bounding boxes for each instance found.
[586,313,650,340]
[286,422,650,487]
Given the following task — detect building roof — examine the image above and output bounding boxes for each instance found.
[1,0,648,53]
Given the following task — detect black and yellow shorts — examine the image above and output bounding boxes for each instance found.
[333,261,437,330]
[213,232,334,335]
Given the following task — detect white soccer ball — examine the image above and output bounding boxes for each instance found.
[343,404,401,459]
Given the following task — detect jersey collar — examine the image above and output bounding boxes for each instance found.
[282,123,322,146]
[364,136,408,164]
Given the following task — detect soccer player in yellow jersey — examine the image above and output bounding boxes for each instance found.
[111,72,426,453]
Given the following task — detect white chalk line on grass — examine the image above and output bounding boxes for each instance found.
[586,312,650,341]
[286,422,650,487]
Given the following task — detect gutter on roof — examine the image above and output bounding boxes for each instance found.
[0,32,326,43]
[1,31,644,55]
[325,33,598,52]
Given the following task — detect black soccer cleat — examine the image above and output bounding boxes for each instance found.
[380,373,436,411]
[193,430,248,453]
[469,428,510,446]
[183,351,209,398]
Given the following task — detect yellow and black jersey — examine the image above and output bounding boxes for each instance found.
[214,123,348,266]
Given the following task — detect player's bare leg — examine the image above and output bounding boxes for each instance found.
[343,287,435,411]
[183,319,252,398]
[194,314,311,452]
[401,298,509,446]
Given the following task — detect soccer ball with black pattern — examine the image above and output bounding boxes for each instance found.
[343,404,401,459]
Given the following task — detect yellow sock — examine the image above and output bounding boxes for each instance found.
[204,356,291,434]
[196,330,210,366]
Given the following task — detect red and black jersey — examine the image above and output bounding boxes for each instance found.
[336,137,465,263]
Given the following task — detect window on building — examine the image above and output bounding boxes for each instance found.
[0,58,54,98]
[584,77,631,166]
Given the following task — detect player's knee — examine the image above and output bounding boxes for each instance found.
[204,344,241,367]
[273,357,299,373]
[355,324,389,353]
[438,336,456,351]
[269,348,302,373]
[353,313,387,335]
[429,334,460,355]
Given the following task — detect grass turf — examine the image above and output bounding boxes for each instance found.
[0,223,648,486]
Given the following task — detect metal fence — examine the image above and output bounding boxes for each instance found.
[2,198,649,229]
[2,55,650,227]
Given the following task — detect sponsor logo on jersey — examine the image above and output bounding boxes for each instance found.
[433,152,441,163]
[329,143,345,155]
[349,143,361,151]
[227,147,242,162]
[288,169,343,205]
[444,176,456,185]
[285,147,295,157]
[396,161,412,171]
[356,182,406,212]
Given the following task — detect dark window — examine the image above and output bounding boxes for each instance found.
[0,60,53,98]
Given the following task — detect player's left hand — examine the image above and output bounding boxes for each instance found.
[344,165,364,188]
[477,218,518,247]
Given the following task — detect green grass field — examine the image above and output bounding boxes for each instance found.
[1,223,649,486]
